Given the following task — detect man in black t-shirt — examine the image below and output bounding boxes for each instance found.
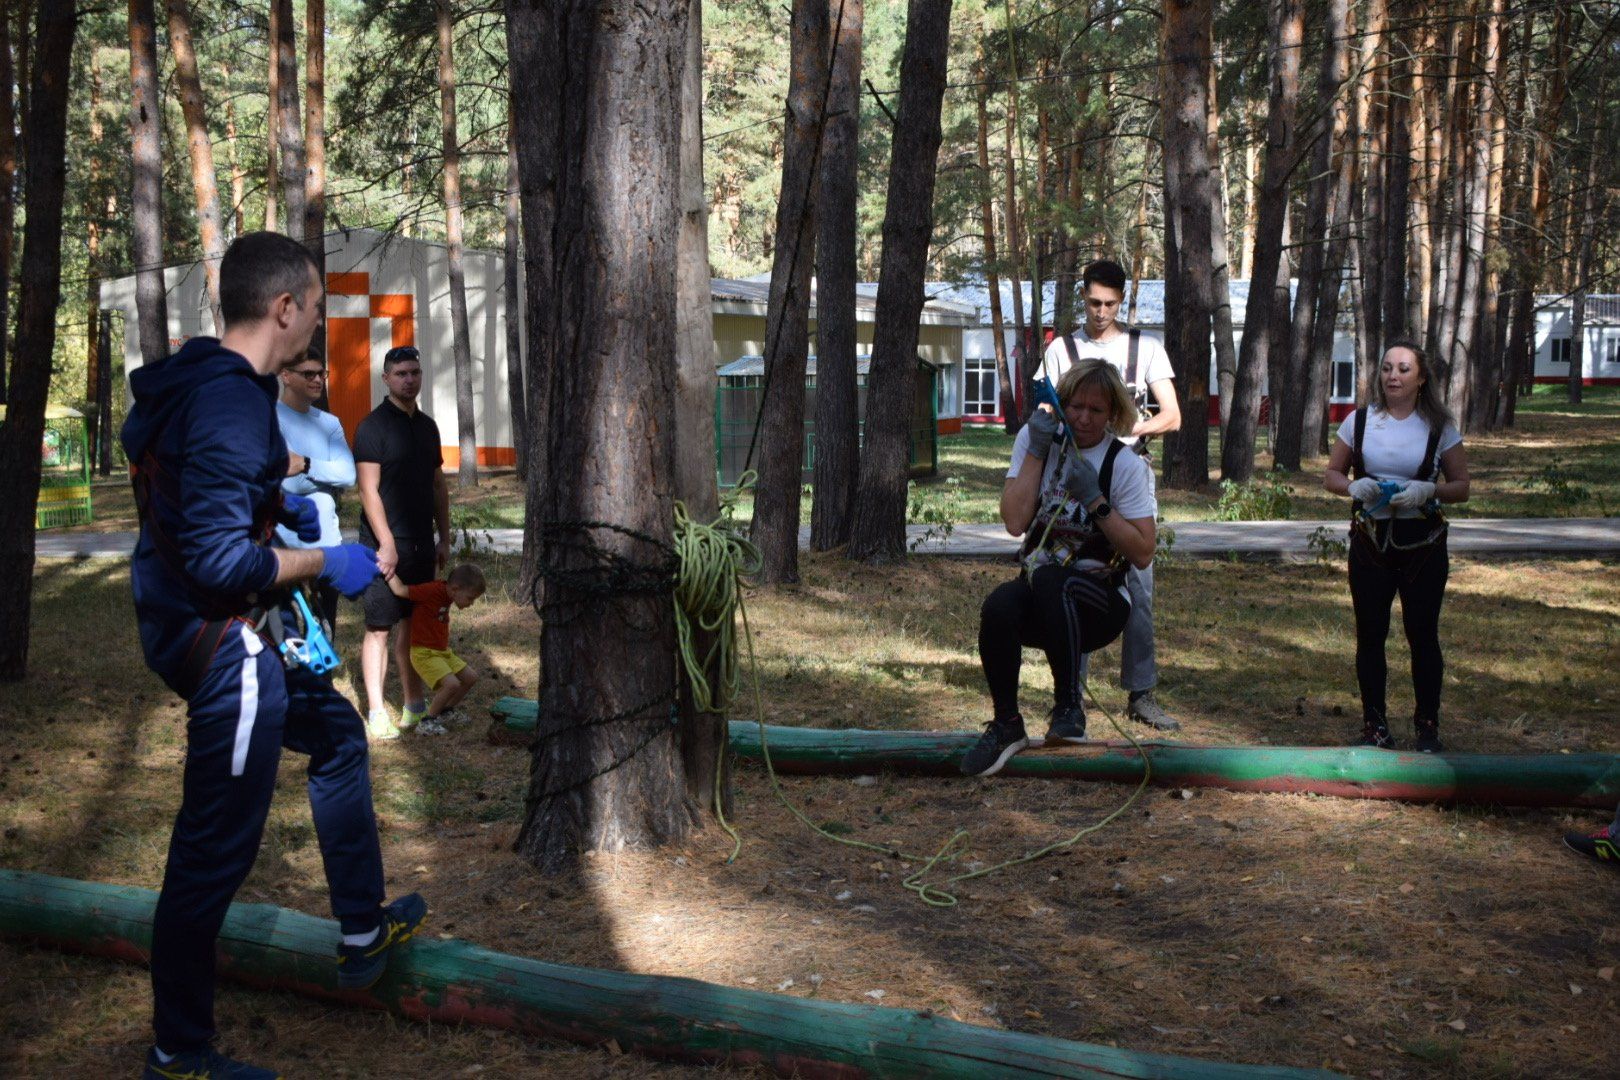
[352,345,450,740]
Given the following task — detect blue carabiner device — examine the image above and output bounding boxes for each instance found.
[289,588,340,676]
[1364,479,1403,515]
[1033,376,1069,442]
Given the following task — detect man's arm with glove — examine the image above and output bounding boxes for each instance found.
[266,543,379,597]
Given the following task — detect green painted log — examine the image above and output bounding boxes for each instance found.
[0,870,1338,1079]
[490,697,1620,810]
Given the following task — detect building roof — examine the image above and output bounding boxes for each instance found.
[1535,293,1620,325]
[710,278,980,327]
[925,277,1363,330]
[716,353,943,378]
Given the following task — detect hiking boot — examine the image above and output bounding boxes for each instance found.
[143,1046,281,1080]
[1413,717,1444,753]
[1127,690,1181,732]
[959,716,1029,777]
[366,708,400,741]
[1042,704,1087,745]
[336,893,428,990]
[415,716,448,736]
[1564,828,1620,868]
[1357,720,1395,749]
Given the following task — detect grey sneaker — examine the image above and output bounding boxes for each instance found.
[1127,690,1181,732]
[1042,704,1087,745]
[439,708,473,729]
[415,716,449,736]
[959,716,1029,777]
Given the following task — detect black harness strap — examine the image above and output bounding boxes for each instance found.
[1348,406,1448,554]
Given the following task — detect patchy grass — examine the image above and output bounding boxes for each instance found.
[51,386,1620,540]
[5,552,1620,1076]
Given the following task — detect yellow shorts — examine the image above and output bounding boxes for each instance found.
[410,646,467,689]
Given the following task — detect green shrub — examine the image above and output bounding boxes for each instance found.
[1213,470,1294,521]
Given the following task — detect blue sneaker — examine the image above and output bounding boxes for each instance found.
[142,1046,280,1079]
[336,892,428,989]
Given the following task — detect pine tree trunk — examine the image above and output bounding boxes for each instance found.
[1221,0,1301,484]
[0,8,15,406]
[1380,29,1411,340]
[976,91,1013,432]
[1273,0,1348,471]
[305,0,327,366]
[225,93,246,236]
[672,0,726,816]
[438,0,478,486]
[504,0,695,873]
[166,0,227,334]
[1445,0,1500,428]
[1355,0,1388,363]
[1002,98,1028,427]
[273,0,305,242]
[129,0,169,367]
[1207,61,1238,441]
[1568,139,1599,405]
[504,111,529,480]
[1300,84,1356,456]
[847,0,953,562]
[1158,0,1215,490]
[0,1,75,681]
[750,0,829,583]
[265,1,280,231]
[83,62,104,462]
[1239,107,1259,280]
[810,0,863,552]
[97,313,114,474]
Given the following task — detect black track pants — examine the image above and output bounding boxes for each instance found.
[979,563,1131,721]
[1348,523,1449,728]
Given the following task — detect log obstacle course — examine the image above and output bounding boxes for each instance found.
[0,870,1343,1079]
[490,697,1620,810]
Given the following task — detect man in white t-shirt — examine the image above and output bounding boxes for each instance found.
[1036,259,1183,730]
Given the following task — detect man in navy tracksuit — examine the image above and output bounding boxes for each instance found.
[123,233,426,1080]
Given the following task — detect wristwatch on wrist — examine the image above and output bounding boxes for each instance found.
[1089,500,1113,522]
[300,456,312,475]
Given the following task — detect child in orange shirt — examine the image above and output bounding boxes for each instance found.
[386,563,485,735]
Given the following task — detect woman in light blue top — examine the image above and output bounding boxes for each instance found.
[277,346,356,628]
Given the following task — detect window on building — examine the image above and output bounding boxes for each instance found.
[962,356,1001,416]
[1332,358,1355,401]
[1551,337,1572,365]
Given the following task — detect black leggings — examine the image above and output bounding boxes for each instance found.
[979,564,1132,721]
[1348,523,1449,727]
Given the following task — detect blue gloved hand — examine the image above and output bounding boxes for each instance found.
[1060,451,1103,507]
[1025,406,1062,461]
[278,493,322,543]
[318,543,381,598]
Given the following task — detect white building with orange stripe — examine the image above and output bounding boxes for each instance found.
[100,227,516,469]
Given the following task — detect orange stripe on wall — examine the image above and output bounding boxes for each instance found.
[371,294,413,319]
[326,318,373,443]
[391,318,414,348]
[440,446,517,468]
[326,272,369,296]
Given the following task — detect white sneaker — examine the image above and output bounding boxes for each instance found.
[366,708,401,741]
[416,716,449,736]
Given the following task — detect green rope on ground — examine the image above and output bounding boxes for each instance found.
[671,473,1152,904]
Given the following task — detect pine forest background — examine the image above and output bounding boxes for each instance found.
[3,0,1619,473]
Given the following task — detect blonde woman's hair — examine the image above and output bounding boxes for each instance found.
[1055,358,1138,434]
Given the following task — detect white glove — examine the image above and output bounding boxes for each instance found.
[1347,477,1383,503]
[1389,480,1437,511]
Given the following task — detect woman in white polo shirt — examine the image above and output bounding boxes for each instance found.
[960,359,1158,777]
[1324,340,1470,752]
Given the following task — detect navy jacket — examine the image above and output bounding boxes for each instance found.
[121,338,287,687]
